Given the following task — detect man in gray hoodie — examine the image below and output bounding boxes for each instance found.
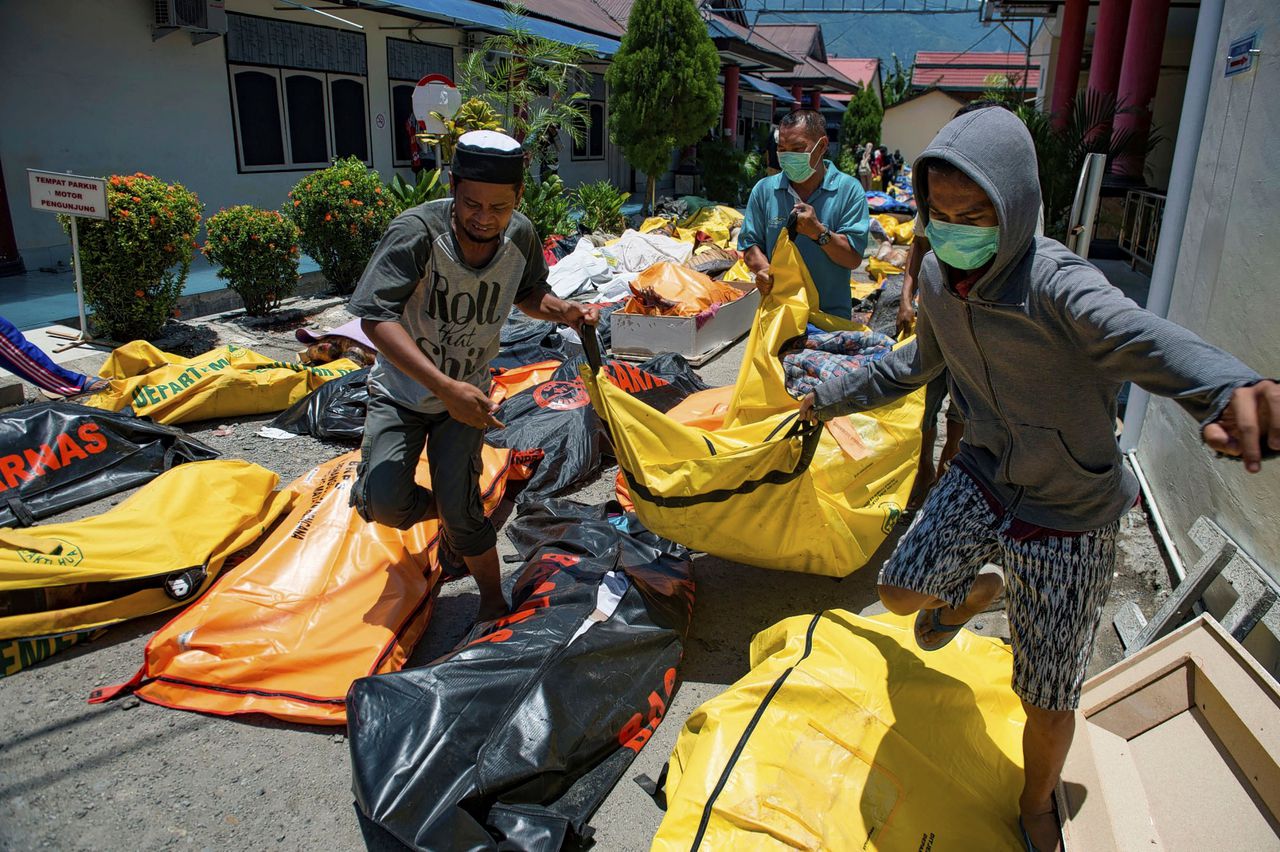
[798,108,1277,850]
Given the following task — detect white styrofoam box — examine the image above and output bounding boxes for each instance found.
[611,285,759,366]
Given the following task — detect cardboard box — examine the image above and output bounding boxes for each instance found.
[610,285,759,366]
[1057,615,1280,851]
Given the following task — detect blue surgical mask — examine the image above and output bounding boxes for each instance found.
[925,219,1000,270]
[778,140,820,184]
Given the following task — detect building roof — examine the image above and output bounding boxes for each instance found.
[705,13,797,71]
[827,57,881,90]
[512,0,625,37]
[368,0,622,55]
[911,51,1040,91]
[754,23,825,62]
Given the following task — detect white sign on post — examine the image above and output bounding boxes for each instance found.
[28,169,109,343]
[28,170,108,220]
[412,73,461,136]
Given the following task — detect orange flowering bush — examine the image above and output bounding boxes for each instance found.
[203,205,301,316]
[287,157,394,294]
[59,172,201,340]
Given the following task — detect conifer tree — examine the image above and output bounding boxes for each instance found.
[607,0,722,210]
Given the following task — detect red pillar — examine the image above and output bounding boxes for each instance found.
[791,83,803,107]
[1050,0,1088,127]
[1087,0,1132,98]
[809,90,822,110]
[722,65,740,142]
[1112,0,1171,178]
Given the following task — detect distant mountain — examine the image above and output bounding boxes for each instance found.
[755,10,1031,73]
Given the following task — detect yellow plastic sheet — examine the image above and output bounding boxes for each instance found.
[868,256,905,284]
[679,205,745,249]
[583,229,923,576]
[723,258,754,284]
[653,611,1027,851]
[0,461,292,643]
[875,213,915,245]
[85,341,359,424]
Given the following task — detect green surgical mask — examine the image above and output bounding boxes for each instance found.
[778,140,820,183]
[925,219,1000,270]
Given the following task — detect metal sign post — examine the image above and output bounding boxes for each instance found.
[27,168,108,345]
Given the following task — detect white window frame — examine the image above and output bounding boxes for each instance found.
[326,71,371,164]
[281,69,332,170]
[228,64,371,173]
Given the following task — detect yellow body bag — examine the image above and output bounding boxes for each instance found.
[85,341,359,424]
[653,612,1027,851]
[0,461,291,675]
[583,228,923,576]
[98,446,513,724]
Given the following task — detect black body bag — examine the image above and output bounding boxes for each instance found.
[0,402,218,527]
[347,500,695,851]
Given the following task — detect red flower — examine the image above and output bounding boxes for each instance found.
[324,213,332,222]
[340,179,352,187]
[134,289,145,297]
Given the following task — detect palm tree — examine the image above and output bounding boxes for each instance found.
[457,2,592,172]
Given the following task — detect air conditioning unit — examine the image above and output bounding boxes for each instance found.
[153,0,227,44]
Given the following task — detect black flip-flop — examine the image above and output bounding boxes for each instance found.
[914,607,970,651]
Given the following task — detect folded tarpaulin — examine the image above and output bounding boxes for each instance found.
[83,340,360,424]
[90,445,514,724]
[0,461,291,674]
[348,499,695,851]
[486,354,708,501]
[0,402,218,527]
[583,225,924,577]
[653,611,1026,851]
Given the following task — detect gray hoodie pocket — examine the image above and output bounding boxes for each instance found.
[1008,423,1112,502]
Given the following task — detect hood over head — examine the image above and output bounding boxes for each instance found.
[913,107,1041,300]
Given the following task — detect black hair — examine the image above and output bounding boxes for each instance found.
[779,110,826,139]
[953,99,1011,119]
[919,158,967,188]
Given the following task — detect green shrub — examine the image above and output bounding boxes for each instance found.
[697,137,750,205]
[60,172,202,341]
[837,148,862,177]
[573,180,630,234]
[203,206,301,316]
[288,157,395,294]
[519,173,574,241]
[386,168,448,215]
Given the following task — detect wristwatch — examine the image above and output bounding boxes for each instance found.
[816,227,832,246]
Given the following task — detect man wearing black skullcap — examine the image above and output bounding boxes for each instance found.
[350,130,598,621]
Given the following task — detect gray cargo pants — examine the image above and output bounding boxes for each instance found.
[352,393,496,557]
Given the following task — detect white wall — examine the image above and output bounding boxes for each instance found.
[0,0,466,268]
[1136,0,1279,659]
[882,90,967,164]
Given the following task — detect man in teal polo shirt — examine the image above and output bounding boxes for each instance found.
[739,109,870,318]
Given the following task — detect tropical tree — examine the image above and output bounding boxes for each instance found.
[882,53,913,107]
[607,0,722,211]
[458,2,591,171]
[840,85,883,155]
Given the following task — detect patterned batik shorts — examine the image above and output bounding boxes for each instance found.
[879,466,1119,711]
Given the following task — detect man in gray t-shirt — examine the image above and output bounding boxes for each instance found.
[348,131,597,621]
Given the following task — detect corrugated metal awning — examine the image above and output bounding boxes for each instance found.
[742,74,796,102]
[373,0,621,56]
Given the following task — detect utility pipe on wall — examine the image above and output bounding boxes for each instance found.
[1120,0,1227,452]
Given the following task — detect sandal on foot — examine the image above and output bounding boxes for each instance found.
[914,607,970,651]
[1018,816,1039,852]
[1018,810,1061,852]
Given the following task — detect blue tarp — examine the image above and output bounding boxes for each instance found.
[742,74,797,103]
[378,0,621,56]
